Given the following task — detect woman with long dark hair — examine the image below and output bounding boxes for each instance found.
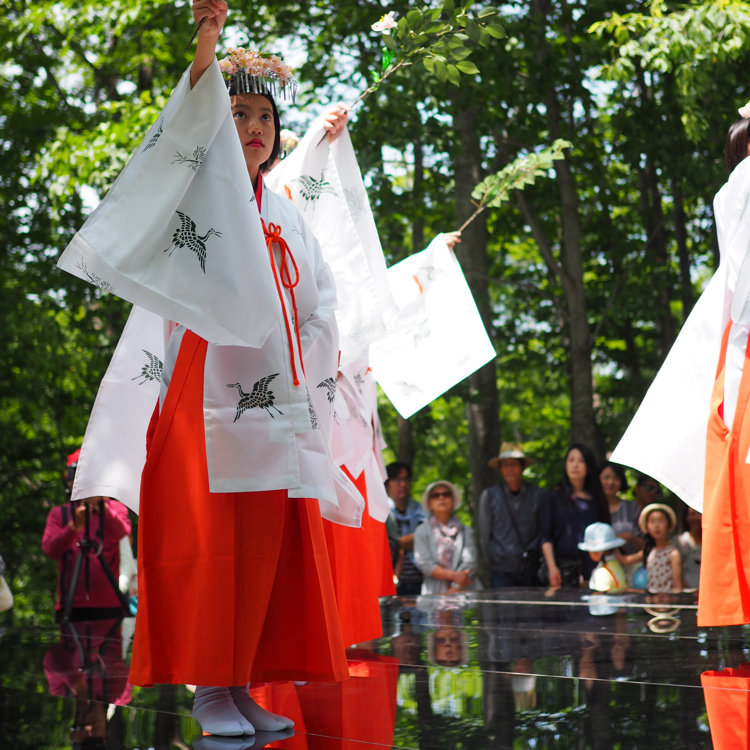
[539,444,610,587]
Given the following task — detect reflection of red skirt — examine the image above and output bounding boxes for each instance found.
[129,330,348,687]
[700,323,750,626]
[701,666,750,748]
[323,469,395,647]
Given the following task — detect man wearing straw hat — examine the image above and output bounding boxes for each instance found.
[478,443,545,588]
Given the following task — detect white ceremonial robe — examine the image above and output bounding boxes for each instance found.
[331,352,391,523]
[57,62,278,348]
[612,157,750,511]
[66,64,363,527]
[369,234,496,418]
[265,118,397,366]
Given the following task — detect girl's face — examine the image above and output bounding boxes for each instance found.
[600,467,622,498]
[646,510,671,540]
[566,449,587,483]
[231,93,276,180]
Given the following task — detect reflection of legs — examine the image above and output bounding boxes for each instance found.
[230,685,294,731]
[490,570,517,588]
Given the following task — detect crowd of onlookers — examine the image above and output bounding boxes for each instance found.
[385,443,702,597]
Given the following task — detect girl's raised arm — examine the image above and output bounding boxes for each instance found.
[190,0,228,88]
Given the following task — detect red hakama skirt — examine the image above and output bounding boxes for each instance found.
[129,330,349,686]
[323,469,395,647]
[700,322,750,626]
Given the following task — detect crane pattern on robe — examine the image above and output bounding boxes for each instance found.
[171,146,207,173]
[292,171,338,208]
[163,211,222,273]
[142,120,163,152]
[316,377,337,404]
[132,350,164,385]
[76,257,114,293]
[227,374,283,421]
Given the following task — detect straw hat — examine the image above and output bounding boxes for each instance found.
[488,442,534,468]
[421,480,463,512]
[577,522,626,552]
[638,503,677,535]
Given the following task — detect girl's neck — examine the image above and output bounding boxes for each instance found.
[607,496,620,512]
[653,538,670,550]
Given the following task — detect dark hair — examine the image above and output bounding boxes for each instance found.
[598,461,628,493]
[562,444,610,522]
[725,119,750,174]
[228,89,282,174]
[680,501,701,532]
[386,461,412,482]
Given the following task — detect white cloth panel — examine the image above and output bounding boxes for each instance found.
[266,119,397,366]
[369,234,496,418]
[70,305,166,513]
[612,157,750,510]
[57,62,279,348]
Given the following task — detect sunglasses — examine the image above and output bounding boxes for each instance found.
[430,490,452,499]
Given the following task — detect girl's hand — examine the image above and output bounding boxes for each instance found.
[444,231,462,251]
[324,104,349,143]
[192,0,228,41]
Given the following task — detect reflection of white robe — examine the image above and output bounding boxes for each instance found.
[64,64,362,527]
[612,157,750,511]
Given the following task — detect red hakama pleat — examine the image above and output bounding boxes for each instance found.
[699,322,750,626]
[701,666,750,749]
[323,469,395,646]
[129,330,348,686]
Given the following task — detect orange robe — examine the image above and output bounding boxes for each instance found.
[323,469,395,647]
[129,330,348,686]
[701,665,750,749]
[700,322,750,625]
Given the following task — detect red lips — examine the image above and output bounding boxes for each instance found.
[246,138,264,148]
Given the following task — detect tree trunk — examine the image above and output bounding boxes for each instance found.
[451,91,499,514]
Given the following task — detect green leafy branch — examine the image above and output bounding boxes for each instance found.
[356,0,505,108]
[458,139,571,232]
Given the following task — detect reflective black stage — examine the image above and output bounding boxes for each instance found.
[1,589,746,748]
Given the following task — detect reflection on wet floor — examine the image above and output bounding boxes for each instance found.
[1,588,747,748]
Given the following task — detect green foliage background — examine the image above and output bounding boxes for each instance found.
[2,0,750,625]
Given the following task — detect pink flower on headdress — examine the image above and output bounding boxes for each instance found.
[371,11,397,34]
[739,101,750,119]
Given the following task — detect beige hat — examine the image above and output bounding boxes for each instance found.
[421,480,463,512]
[488,442,535,469]
[638,503,677,535]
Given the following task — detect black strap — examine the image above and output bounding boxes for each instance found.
[499,486,532,551]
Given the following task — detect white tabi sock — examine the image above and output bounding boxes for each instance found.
[229,685,295,731]
[192,686,255,736]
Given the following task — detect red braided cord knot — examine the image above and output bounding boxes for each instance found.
[262,219,304,386]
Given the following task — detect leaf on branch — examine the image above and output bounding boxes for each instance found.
[470,139,572,208]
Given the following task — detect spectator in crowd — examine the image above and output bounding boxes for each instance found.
[42,495,131,620]
[478,443,544,587]
[621,504,682,593]
[386,462,427,595]
[578,522,626,592]
[677,504,702,590]
[599,462,642,552]
[633,474,662,512]
[540,444,610,588]
[414,480,480,594]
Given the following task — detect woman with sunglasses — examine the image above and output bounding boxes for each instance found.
[414,481,480,594]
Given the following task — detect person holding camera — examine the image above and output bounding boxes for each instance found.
[42,452,131,620]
